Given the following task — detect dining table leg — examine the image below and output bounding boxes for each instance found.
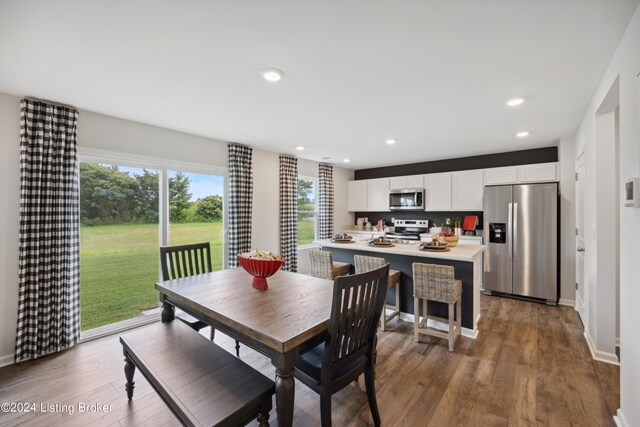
[273,350,298,427]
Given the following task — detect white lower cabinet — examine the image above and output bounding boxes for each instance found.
[452,170,484,210]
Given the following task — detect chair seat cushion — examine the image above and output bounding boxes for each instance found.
[295,342,367,385]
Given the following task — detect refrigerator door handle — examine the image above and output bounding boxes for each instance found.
[507,202,513,261]
[513,202,518,262]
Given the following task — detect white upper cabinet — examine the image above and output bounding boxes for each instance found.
[484,166,518,185]
[347,180,368,212]
[425,173,452,210]
[517,163,558,182]
[389,174,424,190]
[452,170,484,210]
[367,178,391,211]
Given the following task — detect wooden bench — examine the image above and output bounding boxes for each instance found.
[120,321,275,427]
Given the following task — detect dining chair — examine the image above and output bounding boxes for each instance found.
[353,254,401,331]
[309,249,351,280]
[160,242,241,357]
[412,262,462,352]
[295,264,389,427]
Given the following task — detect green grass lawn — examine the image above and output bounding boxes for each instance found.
[80,222,223,331]
[297,215,316,245]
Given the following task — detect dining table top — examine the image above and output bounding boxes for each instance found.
[155,267,335,353]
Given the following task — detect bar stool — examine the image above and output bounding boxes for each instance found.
[354,255,401,331]
[309,250,351,280]
[412,262,462,351]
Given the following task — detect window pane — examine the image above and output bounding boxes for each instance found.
[79,163,160,331]
[297,178,315,212]
[297,177,317,245]
[298,212,316,245]
[168,171,224,271]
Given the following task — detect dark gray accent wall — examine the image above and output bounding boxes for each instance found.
[354,146,558,180]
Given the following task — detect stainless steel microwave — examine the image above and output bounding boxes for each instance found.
[389,188,425,210]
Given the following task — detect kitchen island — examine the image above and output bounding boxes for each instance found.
[315,238,486,337]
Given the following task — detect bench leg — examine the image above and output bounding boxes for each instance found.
[123,350,136,400]
[257,398,272,427]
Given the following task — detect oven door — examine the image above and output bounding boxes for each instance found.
[389,189,424,210]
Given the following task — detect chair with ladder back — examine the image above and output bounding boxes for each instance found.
[160,242,241,357]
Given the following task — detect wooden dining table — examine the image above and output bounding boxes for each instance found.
[155,267,335,427]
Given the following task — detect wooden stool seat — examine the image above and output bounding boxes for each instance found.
[332,261,352,278]
[412,262,462,351]
[310,250,352,280]
[354,255,402,331]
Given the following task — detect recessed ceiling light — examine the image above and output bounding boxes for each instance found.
[385,138,397,145]
[261,68,284,82]
[296,146,305,151]
[506,97,525,107]
[343,158,351,163]
[516,131,530,138]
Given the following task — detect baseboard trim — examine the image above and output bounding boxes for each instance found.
[584,331,620,365]
[558,298,575,307]
[0,353,14,368]
[613,408,628,427]
[398,312,478,339]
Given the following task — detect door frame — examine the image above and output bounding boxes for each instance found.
[575,148,586,324]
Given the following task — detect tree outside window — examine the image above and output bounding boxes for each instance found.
[297,176,317,246]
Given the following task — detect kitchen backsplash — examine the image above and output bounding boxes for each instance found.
[353,210,484,231]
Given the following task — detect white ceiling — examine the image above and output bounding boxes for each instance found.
[1,1,638,169]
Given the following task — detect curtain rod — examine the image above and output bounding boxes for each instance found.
[24,96,77,110]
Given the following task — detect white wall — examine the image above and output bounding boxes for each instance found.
[0,93,21,367]
[558,135,576,305]
[0,91,353,365]
[572,3,640,424]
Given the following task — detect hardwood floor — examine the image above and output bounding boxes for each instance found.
[0,295,619,426]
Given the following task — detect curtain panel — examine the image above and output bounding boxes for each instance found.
[227,144,253,268]
[318,163,334,239]
[15,99,80,362]
[279,155,298,272]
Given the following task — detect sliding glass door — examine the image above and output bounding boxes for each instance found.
[79,157,226,332]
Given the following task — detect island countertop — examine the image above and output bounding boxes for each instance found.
[315,238,486,262]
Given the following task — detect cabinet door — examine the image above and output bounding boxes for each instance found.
[517,163,558,182]
[484,166,517,185]
[452,170,484,210]
[367,178,390,211]
[389,176,407,190]
[406,175,424,188]
[425,173,452,210]
[347,180,368,212]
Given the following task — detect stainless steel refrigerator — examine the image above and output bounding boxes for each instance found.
[483,183,558,305]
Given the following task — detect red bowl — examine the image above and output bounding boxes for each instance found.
[237,255,285,290]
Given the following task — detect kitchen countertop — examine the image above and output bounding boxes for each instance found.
[315,238,485,262]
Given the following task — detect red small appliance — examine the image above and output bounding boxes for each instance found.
[462,215,478,235]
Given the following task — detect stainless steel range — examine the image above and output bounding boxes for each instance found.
[386,219,429,240]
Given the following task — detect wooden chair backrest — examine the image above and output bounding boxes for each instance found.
[160,242,213,281]
[322,264,389,382]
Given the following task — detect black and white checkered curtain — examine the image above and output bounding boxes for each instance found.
[279,155,298,272]
[15,99,80,363]
[318,163,334,239]
[228,144,253,268]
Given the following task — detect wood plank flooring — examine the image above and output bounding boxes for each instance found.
[0,295,619,426]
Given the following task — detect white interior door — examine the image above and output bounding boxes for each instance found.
[575,152,586,324]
